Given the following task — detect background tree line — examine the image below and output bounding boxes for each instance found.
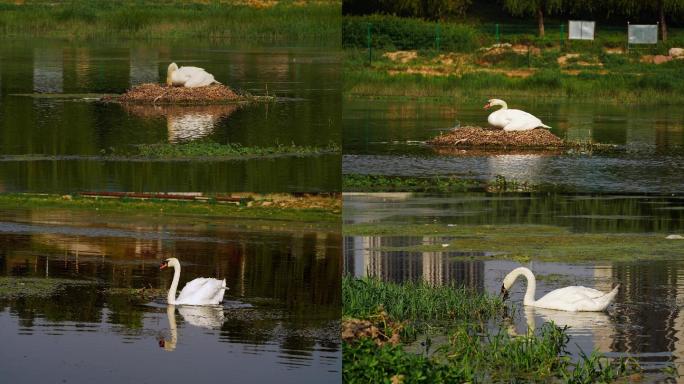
[342,0,684,41]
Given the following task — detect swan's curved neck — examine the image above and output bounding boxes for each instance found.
[167,263,180,305]
[496,101,508,110]
[513,267,536,305]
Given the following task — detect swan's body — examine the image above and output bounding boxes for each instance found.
[166,62,219,88]
[484,99,551,132]
[160,258,227,305]
[501,267,618,312]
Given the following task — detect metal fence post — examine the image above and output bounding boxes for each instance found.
[560,23,564,49]
[367,23,372,65]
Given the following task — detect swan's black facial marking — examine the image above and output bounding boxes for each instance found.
[500,285,509,301]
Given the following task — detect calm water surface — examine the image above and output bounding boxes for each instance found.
[344,193,684,380]
[0,209,341,383]
[0,38,341,192]
[343,99,684,193]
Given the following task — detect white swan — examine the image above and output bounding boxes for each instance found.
[484,99,551,132]
[500,267,618,312]
[160,258,227,305]
[166,62,220,88]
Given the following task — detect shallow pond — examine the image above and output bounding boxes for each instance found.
[0,38,340,192]
[0,208,341,383]
[343,99,684,193]
[344,192,684,380]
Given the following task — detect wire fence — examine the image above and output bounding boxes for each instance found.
[344,16,684,65]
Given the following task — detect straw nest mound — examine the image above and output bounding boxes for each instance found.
[427,126,563,148]
[113,83,241,104]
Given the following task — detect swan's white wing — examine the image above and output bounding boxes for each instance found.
[176,66,216,87]
[176,278,225,305]
[535,286,613,311]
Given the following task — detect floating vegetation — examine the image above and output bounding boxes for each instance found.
[110,83,273,105]
[343,174,476,192]
[344,223,684,262]
[0,277,97,299]
[133,141,340,159]
[104,287,165,303]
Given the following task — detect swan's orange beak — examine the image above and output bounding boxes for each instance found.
[483,102,492,110]
[159,261,168,270]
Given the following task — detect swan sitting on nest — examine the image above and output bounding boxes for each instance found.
[166,62,220,88]
[484,99,551,132]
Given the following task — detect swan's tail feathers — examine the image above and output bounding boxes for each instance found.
[540,124,552,129]
[596,284,620,311]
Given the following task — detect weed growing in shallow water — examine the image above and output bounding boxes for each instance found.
[343,278,641,383]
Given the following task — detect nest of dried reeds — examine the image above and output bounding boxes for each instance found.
[427,126,563,148]
[110,83,243,104]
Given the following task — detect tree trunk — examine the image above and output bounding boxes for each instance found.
[660,2,667,42]
[537,7,545,38]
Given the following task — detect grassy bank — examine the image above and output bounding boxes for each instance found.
[0,0,340,44]
[344,15,684,104]
[343,277,638,383]
[344,223,683,262]
[0,193,341,222]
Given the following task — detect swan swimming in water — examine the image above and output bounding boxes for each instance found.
[166,62,220,88]
[484,99,551,132]
[500,267,618,312]
[160,257,227,305]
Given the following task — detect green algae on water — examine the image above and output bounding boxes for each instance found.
[0,277,97,299]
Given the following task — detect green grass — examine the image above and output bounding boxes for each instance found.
[343,14,684,104]
[345,62,684,104]
[0,193,341,223]
[343,277,640,383]
[343,277,504,327]
[0,0,340,45]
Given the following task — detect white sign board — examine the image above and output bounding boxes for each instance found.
[568,21,595,40]
[628,24,658,44]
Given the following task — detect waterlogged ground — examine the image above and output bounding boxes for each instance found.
[0,38,340,192]
[0,207,341,383]
[343,192,684,380]
[343,99,684,193]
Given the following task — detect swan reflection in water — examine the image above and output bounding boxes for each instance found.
[506,306,615,356]
[124,104,241,143]
[159,304,226,352]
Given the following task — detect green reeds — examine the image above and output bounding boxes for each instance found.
[343,276,504,326]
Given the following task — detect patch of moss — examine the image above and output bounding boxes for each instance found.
[345,223,681,262]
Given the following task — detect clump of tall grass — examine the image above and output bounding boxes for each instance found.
[344,322,640,383]
[343,276,504,325]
